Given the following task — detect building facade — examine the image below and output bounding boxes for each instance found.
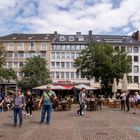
[0,30,140,88]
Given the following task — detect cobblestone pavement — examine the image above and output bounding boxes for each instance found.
[1,105,140,140]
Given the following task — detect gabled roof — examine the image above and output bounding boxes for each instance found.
[0,33,55,42]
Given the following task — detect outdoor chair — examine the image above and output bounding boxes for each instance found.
[95,99,102,110]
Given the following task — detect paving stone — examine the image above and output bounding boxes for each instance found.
[0,105,140,140]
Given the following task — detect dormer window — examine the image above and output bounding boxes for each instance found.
[44,36,48,39]
[28,36,33,40]
[59,36,66,41]
[69,36,75,41]
[12,37,16,40]
[78,36,85,41]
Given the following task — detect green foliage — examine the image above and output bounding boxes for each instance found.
[0,43,5,67]
[19,56,51,88]
[74,43,132,94]
[0,43,17,81]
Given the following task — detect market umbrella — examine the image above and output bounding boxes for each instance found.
[121,73,128,92]
[74,84,97,90]
[33,84,65,90]
[112,78,117,98]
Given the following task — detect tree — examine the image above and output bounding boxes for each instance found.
[19,56,51,89]
[0,43,16,81]
[74,43,132,96]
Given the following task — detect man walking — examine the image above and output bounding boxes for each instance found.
[39,84,56,125]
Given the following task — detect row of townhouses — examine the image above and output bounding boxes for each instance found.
[0,30,140,89]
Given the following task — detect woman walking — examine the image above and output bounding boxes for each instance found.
[77,87,86,116]
[25,89,33,116]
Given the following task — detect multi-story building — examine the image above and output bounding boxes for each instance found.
[0,30,140,89]
[0,33,55,90]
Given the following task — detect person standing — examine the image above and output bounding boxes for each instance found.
[25,89,33,116]
[125,91,130,111]
[13,89,25,127]
[133,92,140,114]
[120,92,126,111]
[77,87,86,116]
[0,93,4,113]
[39,84,56,125]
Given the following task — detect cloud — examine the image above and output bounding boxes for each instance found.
[0,0,140,36]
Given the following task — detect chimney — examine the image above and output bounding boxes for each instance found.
[89,30,92,36]
[54,31,58,36]
[132,30,140,41]
[76,32,81,35]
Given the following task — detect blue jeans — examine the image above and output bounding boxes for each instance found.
[41,105,52,123]
[13,108,23,126]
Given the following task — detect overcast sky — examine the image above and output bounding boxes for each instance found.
[0,0,140,36]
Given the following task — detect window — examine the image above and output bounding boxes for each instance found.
[24,53,30,58]
[127,46,132,53]
[66,62,70,68]
[61,52,65,58]
[19,72,24,77]
[6,52,13,57]
[56,45,61,50]
[66,52,70,58]
[75,45,81,51]
[19,52,24,58]
[66,72,69,79]
[56,72,60,78]
[41,43,46,51]
[61,62,65,68]
[51,72,55,79]
[7,62,12,68]
[128,76,132,83]
[81,45,86,50]
[40,52,46,58]
[133,66,139,73]
[66,45,71,51]
[14,52,18,58]
[121,46,125,52]
[19,62,23,67]
[30,42,35,51]
[7,43,14,51]
[51,62,55,68]
[18,42,24,50]
[56,62,60,68]
[71,45,75,51]
[61,72,64,79]
[134,47,138,53]
[56,52,61,58]
[134,56,139,62]
[71,52,75,59]
[69,36,75,41]
[78,36,85,41]
[76,52,80,58]
[51,52,55,59]
[134,76,139,83]
[61,45,65,50]
[71,72,74,79]
[71,62,74,68]
[114,46,119,51]
[59,36,66,41]
[14,62,18,68]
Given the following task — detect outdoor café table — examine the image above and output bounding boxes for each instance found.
[60,100,68,111]
[86,98,96,111]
